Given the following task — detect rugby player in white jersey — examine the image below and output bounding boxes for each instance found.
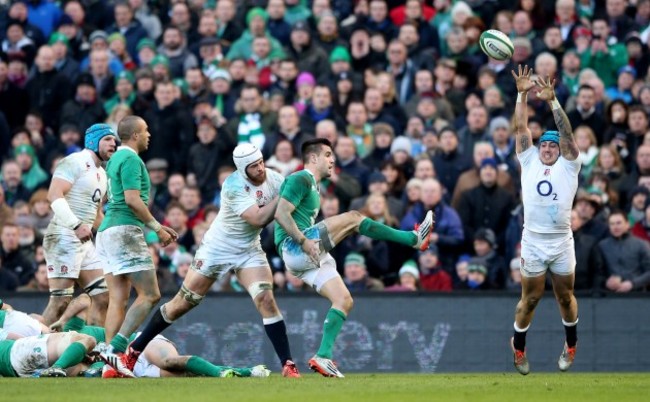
[510,65,581,375]
[41,124,119,327]
[0,298,50,338]
[126,143,300,378]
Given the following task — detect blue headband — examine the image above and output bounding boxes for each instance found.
[539,130,560,145]
[85,123,119,152]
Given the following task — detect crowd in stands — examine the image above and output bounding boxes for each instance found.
[1,0,650,294]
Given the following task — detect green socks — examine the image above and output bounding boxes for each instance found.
[63,316,86,332]
[186,356,231,377]
[359,218,417,246]
[52,342,87,369]
[316,308,347,359]
[109,333,129,354]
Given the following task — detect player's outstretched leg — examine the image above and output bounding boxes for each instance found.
[511,274,545,375]
[324,210,434,252]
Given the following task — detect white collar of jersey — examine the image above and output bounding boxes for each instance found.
[117,145,138,155]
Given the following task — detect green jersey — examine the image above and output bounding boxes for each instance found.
[99,147,150,231]
[0,339,17,377]
[0,310,5,327]
[274,170,321,252]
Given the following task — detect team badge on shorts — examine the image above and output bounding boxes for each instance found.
[193,259,203,270]
[520,258,525,269]
[60,265,69,274]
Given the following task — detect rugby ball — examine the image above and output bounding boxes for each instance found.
[479,29,514,61]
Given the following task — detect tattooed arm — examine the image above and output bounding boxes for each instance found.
[552,104,580,161]
[511,65,535,154]
[535,75,580,161]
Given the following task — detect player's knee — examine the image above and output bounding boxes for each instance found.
[72,333,96,350]
[523,296,541,312]
[346,210,364,223]
[340,293,354,313]
[555,293,573,308]
[162,356,185,371]
[255,290,279,315]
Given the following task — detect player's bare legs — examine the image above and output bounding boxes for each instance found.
[126,269,214,366]
[42,278,75,325]
[511,274,546,375]
[308,276,352,378]
[78,269,109,326]
[551,272,578,371]
[514,275,546,329]
[117,270,161,337]
[237,267,298,377]
[161,269,214,321]
[103,273,130,343]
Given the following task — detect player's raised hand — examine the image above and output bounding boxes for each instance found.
[302,238,321,265]
[157,226,178,247]
[74,224,93,243]
[535,75,556,101]
[511,64,535,93]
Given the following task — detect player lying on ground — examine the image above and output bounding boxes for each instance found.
[0,329,97,377]
[0,298,51,337]
[49,294,270,379]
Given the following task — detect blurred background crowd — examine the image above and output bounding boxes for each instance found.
[1,0,650,294]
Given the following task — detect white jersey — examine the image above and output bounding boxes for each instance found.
[518,146,580,234]
[199,169,284,254]
[49,150,107,231]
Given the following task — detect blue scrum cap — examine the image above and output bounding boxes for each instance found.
[84,123,119,152]
[539,130,560,145]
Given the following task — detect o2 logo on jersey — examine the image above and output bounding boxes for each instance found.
[92,188,102,203]
[536,180,558,200]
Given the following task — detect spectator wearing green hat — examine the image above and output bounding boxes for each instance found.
[343,252,385,291]
[172,78,189,101]
[48,31,80,83]
[136,38,157,67]
[108,32,136,71]
[226,7,284,61]
[150,54,171,81]
[60,73,107,134]
[324,45,360,90]
[13,144,48,192]
[104,71,136,115]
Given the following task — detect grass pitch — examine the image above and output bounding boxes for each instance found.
[2,373,649,402]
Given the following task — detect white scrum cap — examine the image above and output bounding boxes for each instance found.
[233,143,263,179]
